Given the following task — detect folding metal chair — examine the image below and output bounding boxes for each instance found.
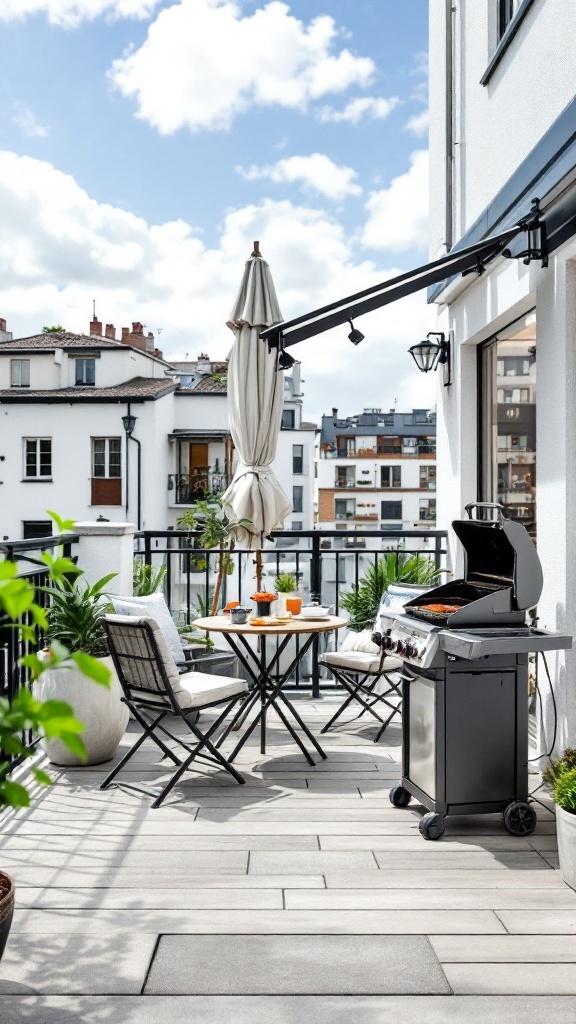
[319,629,403,742]
[101,614,249,807]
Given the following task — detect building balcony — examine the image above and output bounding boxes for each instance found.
[168,472,229,504]
[355,513,378,521]
[322,444,436,459]
[335,479,357,488]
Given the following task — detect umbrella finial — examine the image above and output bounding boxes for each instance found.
[252,240,261,258]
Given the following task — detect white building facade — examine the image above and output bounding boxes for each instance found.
[429,0,576,748]
[0,320,316,541]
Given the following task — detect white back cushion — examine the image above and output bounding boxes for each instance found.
[340,629,380,656]
[111,593,183,664]
[104,613,184,697]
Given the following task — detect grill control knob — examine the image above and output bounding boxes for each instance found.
[396,641,406,656]
[405,643,415,658]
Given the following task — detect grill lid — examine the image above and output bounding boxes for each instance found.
[453,503,543,611]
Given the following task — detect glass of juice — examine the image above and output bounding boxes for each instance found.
[286,596,302,615]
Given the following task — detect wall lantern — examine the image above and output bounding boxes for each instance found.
[122,414,137,436]
[408,332,451,386]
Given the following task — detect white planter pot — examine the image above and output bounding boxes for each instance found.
[34,656,129,766]
[556,804,576,891]
[275,592,296,616]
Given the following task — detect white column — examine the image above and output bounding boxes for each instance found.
[72,522,136,597]
[534,251,576,757]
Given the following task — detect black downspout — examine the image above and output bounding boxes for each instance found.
[134,435,142,531]
[125,402,130,517]
[445,0,454,250]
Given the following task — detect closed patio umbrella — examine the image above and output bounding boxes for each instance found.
[222,242,291,582]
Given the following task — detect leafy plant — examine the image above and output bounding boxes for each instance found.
[553,767,576,814]
[43,572,117,658]
[275,572,297,593]
[542,748,576,790]
[177,494,253,615]
[0,540,111,809]
[41,325,66,333]
[340,552,445,630]
[133,561,167,597]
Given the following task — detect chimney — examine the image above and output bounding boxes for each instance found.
[121,327,130,343]
[105,323,116,340]
[196,353,211,373]
[332,407,338,420]
[132,322,143,336]
[0,318,12,343]
[146,331,155,353]
[90,315,102,337]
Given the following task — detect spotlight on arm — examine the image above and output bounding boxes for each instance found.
[278,348,295,370]
[347,319,364,346]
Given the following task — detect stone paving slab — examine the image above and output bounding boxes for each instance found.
[0,934,156,994]
[497,910,576,933]
[326,852,549,869]
[285,887,576,911]
[144,934,451,994]
[444,963,576,994]
[10,908,506,934]
[3,995,576,1024]
[324,869,562,888]
[15,887,284,909]
[248,851,378,873]
[431,934,576,961]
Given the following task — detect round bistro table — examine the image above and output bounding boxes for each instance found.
[192,615,347,765]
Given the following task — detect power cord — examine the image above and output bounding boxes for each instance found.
[527,650,559,816]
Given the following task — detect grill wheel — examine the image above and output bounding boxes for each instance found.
[503,801,537,836]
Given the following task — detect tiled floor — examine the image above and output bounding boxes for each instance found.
[1,698,576,1021]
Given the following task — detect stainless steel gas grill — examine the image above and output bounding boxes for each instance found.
[383,503,572,841]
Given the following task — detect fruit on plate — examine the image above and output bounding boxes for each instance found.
[250,592,277,601]
[249,617,266,626]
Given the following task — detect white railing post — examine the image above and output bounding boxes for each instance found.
[72,522,136,596]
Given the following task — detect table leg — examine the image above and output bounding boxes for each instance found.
[260,635,266,756]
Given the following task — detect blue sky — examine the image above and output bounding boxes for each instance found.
[0,0,435,421]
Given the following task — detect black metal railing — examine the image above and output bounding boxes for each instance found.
[0,534,79,769]
[323,444,436,458]
[135,528,448,696]
[168,472,229,504]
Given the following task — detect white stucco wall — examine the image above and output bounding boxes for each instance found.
[429,0,576,246]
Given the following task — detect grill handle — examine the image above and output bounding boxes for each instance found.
[464,502,509,521]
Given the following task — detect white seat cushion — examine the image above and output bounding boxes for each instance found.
[175,672,248,710]
[320,651,402,674]
[110,593,184,664]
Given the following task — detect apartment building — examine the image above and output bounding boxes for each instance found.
[0,317,316,539]
[317,407,436,537]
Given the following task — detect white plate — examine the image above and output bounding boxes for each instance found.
[299,608,330,619]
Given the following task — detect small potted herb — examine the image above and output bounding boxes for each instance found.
[275,572,297,616]
[543,749,576,890]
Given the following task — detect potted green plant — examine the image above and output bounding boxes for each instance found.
[133,560,167,596]
[341,552,444,630]
[0,536,109,962]
[36,569,129,766]
[177,494,252,615]
[275,572,298,615]
[543,749,576,890]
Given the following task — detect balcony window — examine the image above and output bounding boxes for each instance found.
[92,437,121,505]
[281,409,295,429]
[293,485,303,513]
[75,358,96,386]
[24,438,52,479]
[497,388,530,403]
[381,466,401,488]
[497,356,531,377]
[291,521,303,531]
[498,0,521,40]
[335,465,355,488]
[420,466,436,489]
[292,444,303,474]
[381,500,402,520]
[335,498,355,520]
[11,359,30,387]
[419,499,436,522]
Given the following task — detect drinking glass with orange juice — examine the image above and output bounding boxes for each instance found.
[286,596,303,615]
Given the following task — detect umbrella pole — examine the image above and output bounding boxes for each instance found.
[255,547,263,591]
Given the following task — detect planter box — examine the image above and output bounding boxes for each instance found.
[556,804,576,891]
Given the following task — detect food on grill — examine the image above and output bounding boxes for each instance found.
[420,603,461,614]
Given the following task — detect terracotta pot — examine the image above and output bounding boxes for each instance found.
[0,872,14,962]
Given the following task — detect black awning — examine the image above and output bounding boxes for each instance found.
[260,224,523,350]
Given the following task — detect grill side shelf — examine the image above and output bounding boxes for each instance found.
[438,629,573,660]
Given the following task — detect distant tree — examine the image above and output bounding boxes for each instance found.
[42,325,66,333]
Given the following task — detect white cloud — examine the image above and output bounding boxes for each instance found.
[236,154,362,201]
[0,0,159,27]
[109,0,375,134]
[0,149,434,425]
[11,103,49,138]
[361,150,429,252]
[318,96,400,124]
[405,110,429,137]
